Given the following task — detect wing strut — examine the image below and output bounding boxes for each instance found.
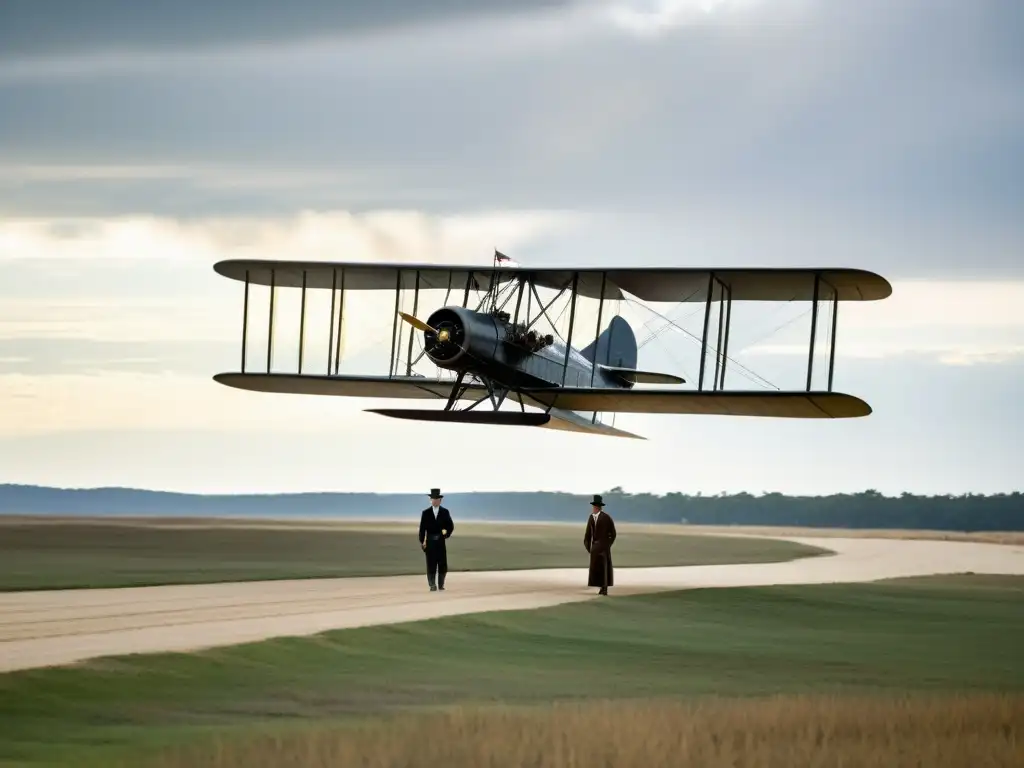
[241,269,250,373]
[444,371,468,411]
[560,271,579,386]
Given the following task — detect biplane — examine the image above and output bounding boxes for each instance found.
[211,253,891,440]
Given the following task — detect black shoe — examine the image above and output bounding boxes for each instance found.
[429,584,437,591]
[598,588,608,595]
[439,585,445,591]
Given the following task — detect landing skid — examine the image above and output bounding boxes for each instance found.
[365,369,642,438]
[442,372,518,414]
[372,371,559,429]
[367,409,551,427]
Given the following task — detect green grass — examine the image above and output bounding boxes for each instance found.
[0,519,824,590]
[1,574,1021,766]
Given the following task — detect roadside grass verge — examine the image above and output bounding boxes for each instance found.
[1,574,1021,765]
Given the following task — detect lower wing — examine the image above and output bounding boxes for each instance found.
[520,387,872,418]
[213,374,869,439]
[213,372,489,401]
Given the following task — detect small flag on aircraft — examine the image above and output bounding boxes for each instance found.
[493,250,520,267]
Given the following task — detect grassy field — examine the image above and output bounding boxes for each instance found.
[149,694,1023,768]
[1,574,1021,766]
[0,518,826,590]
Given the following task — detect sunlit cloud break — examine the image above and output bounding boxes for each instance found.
[0,209,583,263]
[601,0,761,35]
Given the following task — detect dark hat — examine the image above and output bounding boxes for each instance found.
[429,488,443,499]
[590,494,605,507]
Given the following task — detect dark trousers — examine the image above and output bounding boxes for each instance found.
[425,536,448,587]
[595,553,609,593]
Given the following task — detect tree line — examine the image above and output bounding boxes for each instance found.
[0,485,1021,532]
[590,488,1023,531]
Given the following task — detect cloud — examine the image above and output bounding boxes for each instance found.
[0,209,582,263]
[4,212,1023,373]
[747,341,1024,367]
[0,335,234,378]
[0,3,1018,286]
[0,2,587,86]
[0,1,1022,495]
[601,0,764,36]
[732,279,1024,368]
[0,162,373,193]
[839,281,1024,331]
[0,298,234,343]
[2,356,1022,495]
[0,370,403,437]
[0,208,583,377]
[937,347,1024,366]
[0,0,572,61]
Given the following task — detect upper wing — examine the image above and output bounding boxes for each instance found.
[212,259,618,300]
[213,260,890,302]
[213,260,512,295]
[521,388,872,418]
[600,268,891,302]
[213,372,488,401]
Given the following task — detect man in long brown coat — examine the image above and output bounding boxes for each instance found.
[583,494,616,595]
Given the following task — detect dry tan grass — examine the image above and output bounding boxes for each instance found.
[144,693,1023,768]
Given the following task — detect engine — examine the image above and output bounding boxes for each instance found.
[505,323,554,353]
[423,306,502,368]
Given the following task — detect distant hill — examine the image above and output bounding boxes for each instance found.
[0,484,1021,532]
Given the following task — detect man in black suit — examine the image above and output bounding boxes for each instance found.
[419,488,455,591]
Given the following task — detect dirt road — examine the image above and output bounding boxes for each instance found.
[2,535,1022,672]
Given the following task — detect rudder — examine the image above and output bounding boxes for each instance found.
[579,315,638,370]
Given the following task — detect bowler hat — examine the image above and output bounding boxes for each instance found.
[429,488,443,499]
[590,494,605,507]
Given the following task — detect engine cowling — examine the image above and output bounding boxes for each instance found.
[423,307,501,368]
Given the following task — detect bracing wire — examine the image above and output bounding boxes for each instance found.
[729,306,811,358]
[623,296,780,391]
[407,273,813,393]
[637,289,803,365]
[637,287,704,349]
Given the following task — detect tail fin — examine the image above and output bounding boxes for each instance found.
[580,315,638,369]
[580,315,685,387]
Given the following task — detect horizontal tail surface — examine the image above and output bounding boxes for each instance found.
[597,365,685,385]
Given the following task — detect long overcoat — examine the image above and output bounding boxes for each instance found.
[584,510,616,587]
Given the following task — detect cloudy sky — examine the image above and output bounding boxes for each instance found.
[1,0,1021,496]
